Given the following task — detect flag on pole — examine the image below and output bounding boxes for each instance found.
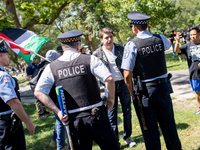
[0,28,51,63]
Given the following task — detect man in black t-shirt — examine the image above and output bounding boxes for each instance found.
[175,27,200,114]
[168,30,176,56]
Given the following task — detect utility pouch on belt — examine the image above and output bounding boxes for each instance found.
[91,108,101,120]
[10,112,20,133]
[167,73,173,93]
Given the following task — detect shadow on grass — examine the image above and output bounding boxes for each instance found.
[176,122,189,130]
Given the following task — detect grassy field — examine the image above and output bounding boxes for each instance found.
[165,53,188,71]
[23,98,200,150]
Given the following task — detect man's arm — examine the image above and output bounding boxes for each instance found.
[104,75,115,111]
[34,91,68,125]
[6,98,35,135]
[123,70,134,99]
[26,75,32,80]
[174,32,182,53]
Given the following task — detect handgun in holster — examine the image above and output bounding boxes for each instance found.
[167,73,173,93]
[10,112,21,133]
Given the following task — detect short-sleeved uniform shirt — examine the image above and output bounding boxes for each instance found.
[180,42,200,80]
[0,65,17,114]
[35,50,112,95]
[121,30,171,82]
[26,63,38,76]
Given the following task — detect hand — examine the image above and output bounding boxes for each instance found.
[57,110,69,125]
[176,32,181,42]
[106,97,114,111]
[131,96,135,101]
[26,121,35,136]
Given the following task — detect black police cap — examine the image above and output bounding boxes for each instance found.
[128,11,150,25]
[0,41,9,53]
[57,30,83,44]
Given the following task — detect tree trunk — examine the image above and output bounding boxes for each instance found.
[148,25,151,33]
[5,0,21,28]
[82,34,97,51]
[115,32,122,45]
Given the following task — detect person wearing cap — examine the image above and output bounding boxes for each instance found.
[168,30,176,57]
[30,50,68,150]
[57,45,64,56]
[80,44,88,54]
[93,27,136,147]
[0,40,35,149]
[34,30,120,150]
[121,12,182,149]
[27,55,51,119]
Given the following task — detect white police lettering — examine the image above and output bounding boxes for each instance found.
[141,44,162,55]
[60,89,67,114]
[57,64,87,79]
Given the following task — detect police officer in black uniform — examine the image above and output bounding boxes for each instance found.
[0,40,35,150]
[34,30,120,150]
[121,12,182,150]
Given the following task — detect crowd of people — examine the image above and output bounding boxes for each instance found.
[0,10,200,150]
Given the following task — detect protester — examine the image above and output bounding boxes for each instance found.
[26,56,50,118]
[175,27,200,114]
[121,11,182,149]
[168,30,176,56]
[93,27,136,147]
[0,40,35,149]
[57,45,64,56]
[175,29,186,63]
[34,30,120,150]
[80,44,88,54]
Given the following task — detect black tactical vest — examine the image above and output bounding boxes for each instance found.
[131,34,167,80]
[50,54,101,118]
[0,69,21,113]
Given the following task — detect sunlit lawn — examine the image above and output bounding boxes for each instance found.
[23,97,200,150]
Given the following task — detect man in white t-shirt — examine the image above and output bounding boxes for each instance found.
[93,27,136,148]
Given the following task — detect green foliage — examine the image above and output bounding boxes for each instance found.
[133,0,178,28]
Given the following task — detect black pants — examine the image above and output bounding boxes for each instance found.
[0,120,26,150]
[68,110,120,150]
[133,82,182,150]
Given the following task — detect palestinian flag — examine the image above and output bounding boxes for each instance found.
[0,28,51,63]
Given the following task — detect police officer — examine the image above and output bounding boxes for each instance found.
[34,30,120,150]
[121,12,182,150]
[0,40,35,149]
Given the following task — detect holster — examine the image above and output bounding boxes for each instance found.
[167,73,173,93]
[10,112,21,133]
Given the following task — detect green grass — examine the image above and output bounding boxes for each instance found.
[165,53,188,71]
[18,76,30,86]
[22,98,200,150]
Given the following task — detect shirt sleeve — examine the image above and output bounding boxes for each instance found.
[0,73,17,103]
[90,55,112,83]
[159,34,171,50]
[121,41,137,71]
[35,64,54,95]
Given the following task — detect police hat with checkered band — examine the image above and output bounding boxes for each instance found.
[128,11,150,27]
[0,40,9,53]
[57,30,83,44]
